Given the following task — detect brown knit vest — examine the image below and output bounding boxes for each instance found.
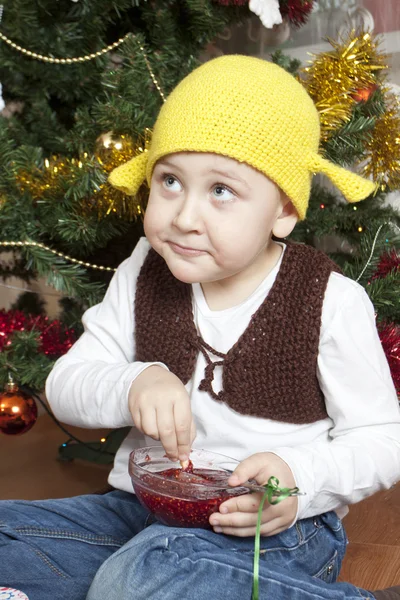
[134,243,341,424]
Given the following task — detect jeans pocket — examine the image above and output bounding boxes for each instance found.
[312,549,339,583]
[1,526,126,580]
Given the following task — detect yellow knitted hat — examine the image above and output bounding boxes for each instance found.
[109,55,376,220]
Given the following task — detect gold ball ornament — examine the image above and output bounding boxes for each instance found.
[0,381,38,435]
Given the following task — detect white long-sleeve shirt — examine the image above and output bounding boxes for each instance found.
[46,237,400,521]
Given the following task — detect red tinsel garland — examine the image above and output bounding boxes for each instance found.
[280,0,314,27]
[213,0,315,27]
[213,0,247,4]
[372,250,400,397]
[373,249,400,280]
[0,309,77,357]
[378,323,400,397]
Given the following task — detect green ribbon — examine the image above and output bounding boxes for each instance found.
[251,476,300,600]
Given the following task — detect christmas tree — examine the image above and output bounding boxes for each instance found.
[0,2,398,450]
[0,0,318,449]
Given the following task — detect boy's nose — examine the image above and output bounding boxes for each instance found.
[172,197,203,233]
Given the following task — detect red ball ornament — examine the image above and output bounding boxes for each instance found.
[351,84,378,103]
[0,382,38,435]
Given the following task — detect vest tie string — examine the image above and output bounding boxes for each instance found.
[192,336,227,401]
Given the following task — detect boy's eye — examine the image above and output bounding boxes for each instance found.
[162,174,182,191]
[212,185,235,203]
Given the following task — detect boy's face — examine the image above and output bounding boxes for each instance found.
[144,152,292,285]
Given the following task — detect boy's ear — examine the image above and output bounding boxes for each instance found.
[272,198,298,239]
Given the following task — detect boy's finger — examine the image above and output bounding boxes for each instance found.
[219,492,264,515]
[131,407,142,432]
[190,420,197,445]
[156,408,179,460]
[211,517,285,539]
[212,525,257,538]
[228,455,266,486]
[210,509,259,529]
[174,402,192,460]
[140,408,160,440]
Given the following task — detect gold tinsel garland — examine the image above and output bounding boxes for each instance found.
[362,95,400,191]
[301,31,388,139]
[14,132,151,220]
[301,30,400,191]
[17,156,72,200]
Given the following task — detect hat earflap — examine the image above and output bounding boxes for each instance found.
[307,153,377,203]
[108,151,148,195]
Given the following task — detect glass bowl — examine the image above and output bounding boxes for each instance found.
[129,446,248,528]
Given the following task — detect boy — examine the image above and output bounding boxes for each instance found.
[1,55,399,600]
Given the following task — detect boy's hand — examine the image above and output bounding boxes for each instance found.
[128,366,196,461]
[209,452,298,537]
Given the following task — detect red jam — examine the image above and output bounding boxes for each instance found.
[134,467,246,529]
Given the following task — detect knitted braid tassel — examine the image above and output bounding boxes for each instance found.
[108,152,148,196]
[307,153,377,203]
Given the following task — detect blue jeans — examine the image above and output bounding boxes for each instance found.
[0,491,375,600]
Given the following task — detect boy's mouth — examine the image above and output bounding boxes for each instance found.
[168,241,207,257]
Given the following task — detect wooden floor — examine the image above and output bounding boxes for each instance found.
[1,414,399,592]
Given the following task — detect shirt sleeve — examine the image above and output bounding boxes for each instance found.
[45,238,168,429]
[271,274,400,520]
